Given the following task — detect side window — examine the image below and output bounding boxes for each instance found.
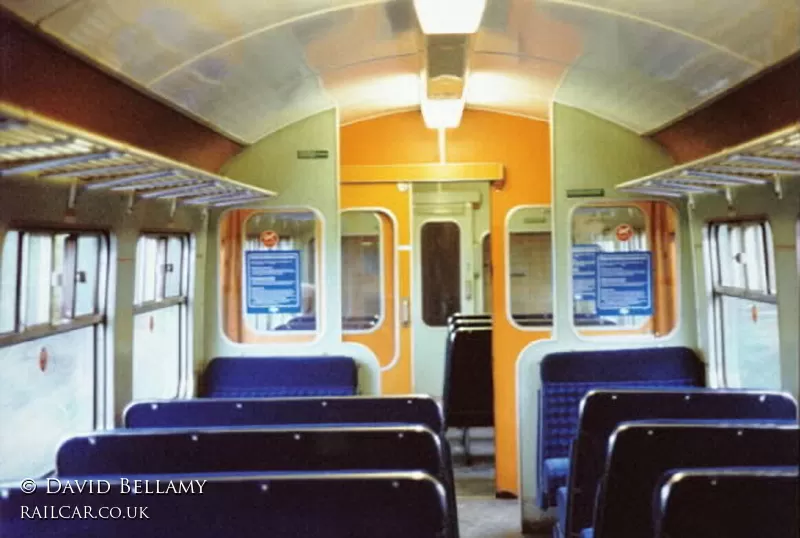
[0,229,107,481]
[570,203,678,336]
[708,220,780,389]
[508,207,553,327]
[132,234,190,400]
[219,209,321,341]
[421,221,461,326]
[341,211,383,331]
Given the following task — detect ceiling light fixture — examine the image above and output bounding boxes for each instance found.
[420,97,465,129]
[413,0,487,35]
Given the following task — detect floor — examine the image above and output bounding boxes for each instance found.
[448,428,543,538]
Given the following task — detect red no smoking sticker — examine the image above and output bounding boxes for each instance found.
[260,230,279,248]
[615,223,633,242]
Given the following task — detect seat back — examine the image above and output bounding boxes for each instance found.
[124,396,443,433]
[443,327,493,429]
[566,389,798,537]
[654,467,799,538]
[58,426,442,478]
[594,423,799,538]
[123,396,458,538]
[537,347,704,508]
[199,356,358,398]
[0,472,448,537]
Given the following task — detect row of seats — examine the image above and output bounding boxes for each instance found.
[443,314,493,464]
[440,312,619,463]
[0,395,458,537]
[537,347,799,538]
[537,346,706,509]
[199,356,358,398]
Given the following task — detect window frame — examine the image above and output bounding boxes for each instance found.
[420,219,462,328]
[505,204,554,331]
[567,201,681,340]
[132,233,192,399]
[340,209,386,335]
[238,208,323,336]
[707,219,778,387]
[0,226,108,450]
[0,228,108,348]
[133,234,190,315]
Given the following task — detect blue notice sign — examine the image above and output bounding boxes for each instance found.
[245,250,302,314]
[573,244,600,301]
[596,251,653,316]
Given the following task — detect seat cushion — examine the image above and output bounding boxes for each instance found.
[556,486,569,531]
[580,528,594,538]
[543,457,570,506]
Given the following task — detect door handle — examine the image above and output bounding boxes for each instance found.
[400,297,410,327]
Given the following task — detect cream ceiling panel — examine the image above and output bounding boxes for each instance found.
[543,0,800,66]
[4,0,796,142]
[149,2,415,142]
[1,0,72,23]
[534,1,760,132]
[37,0,395,81]
[323,54,422,125]
[466,53,565,120]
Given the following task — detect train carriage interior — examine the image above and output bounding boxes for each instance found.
[0,0,798,536]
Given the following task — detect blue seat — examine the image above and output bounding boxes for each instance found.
[654,467,799,538]
[590,422,799,538]
[537,347,704,509]
[57,426,443,478]
[124,396,443,433]
[122,396,456,537]
[199,356,357,398]
[562,389,797,538]
[443,327,493,431]
[0,472,448,537]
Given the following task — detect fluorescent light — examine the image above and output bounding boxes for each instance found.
[413,0,486,34]
[420,98,464,129]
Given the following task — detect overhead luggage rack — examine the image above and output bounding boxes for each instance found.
[0,102,275,208]
[616,123,800,203]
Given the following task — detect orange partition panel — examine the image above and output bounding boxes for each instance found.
[341,183,412,394]
[342,110,552,495]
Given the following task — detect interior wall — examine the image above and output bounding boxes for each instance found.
[0,11,242,172]
[651,54,800,163]
[205,110,380,393]
[517,104,699,530]
[0,176,207,426]
[341,109,552,496]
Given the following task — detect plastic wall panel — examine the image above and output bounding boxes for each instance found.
[132,307,181,400]
[0,327,95,481]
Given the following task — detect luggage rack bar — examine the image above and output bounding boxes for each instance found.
[0,102,275,207]
[616,123,800,202]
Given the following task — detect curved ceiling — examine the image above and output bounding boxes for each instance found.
[3,0,798,144]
